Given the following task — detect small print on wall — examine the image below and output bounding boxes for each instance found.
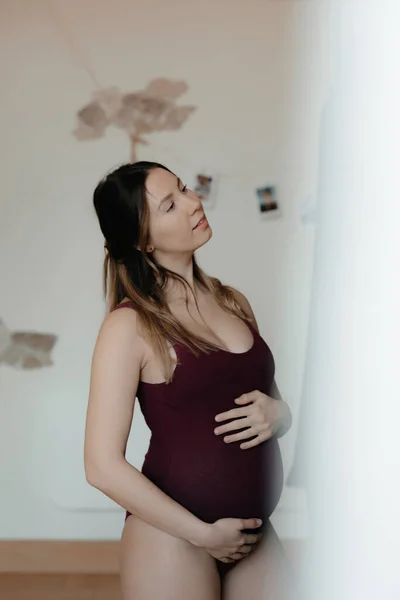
[256,185,281,219]
[193,173,218,209]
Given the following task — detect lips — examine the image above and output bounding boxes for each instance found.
[193,214,206,229]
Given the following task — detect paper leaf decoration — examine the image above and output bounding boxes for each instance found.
[0,319,57,370]
[73,78,197,161]
[144,78,189,99]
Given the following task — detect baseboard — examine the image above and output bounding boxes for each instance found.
[0,539,305,574]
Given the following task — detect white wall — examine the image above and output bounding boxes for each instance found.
[0,0,330,539]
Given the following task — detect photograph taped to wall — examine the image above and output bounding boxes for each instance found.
[256,185,281,219]
[193,172,218,208]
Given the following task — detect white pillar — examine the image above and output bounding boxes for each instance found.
[299,1,400,598]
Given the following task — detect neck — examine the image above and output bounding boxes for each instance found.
[154,251,199,301]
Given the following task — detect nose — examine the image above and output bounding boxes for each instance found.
[188,194,203,214]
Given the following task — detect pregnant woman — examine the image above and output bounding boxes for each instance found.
[84,162,295,599]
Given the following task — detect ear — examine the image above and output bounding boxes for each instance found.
[136,245,154,253]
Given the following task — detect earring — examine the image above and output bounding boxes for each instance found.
[147,246,154,253]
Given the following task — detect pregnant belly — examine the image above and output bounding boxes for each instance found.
[141,436,284,526]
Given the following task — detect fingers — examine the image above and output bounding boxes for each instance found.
[215,406,248,422]
[220,557,235,563]
[243,532,263,546]
[236,391,260,404]
[215,418,251,436]
[238,544,253,555]
[222,426,257,444]
[241,518,263,530]
[240,434,265,449]
[220,535,264,564]
[231,552,244,560]
[222,542,260,563]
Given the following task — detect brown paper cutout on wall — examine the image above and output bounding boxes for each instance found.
[73,78,197,161]
[0,319,57,370]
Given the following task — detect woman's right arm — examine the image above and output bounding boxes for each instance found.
[84,306,208,547]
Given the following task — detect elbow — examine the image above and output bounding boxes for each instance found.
[84,456,110,489]
[85,457,125,489]
[85,463,104,489]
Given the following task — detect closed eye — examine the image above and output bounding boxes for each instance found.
[166,181,187,212]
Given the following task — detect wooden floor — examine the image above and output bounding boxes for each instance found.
[0,540,304,599]
[0,574,122,600]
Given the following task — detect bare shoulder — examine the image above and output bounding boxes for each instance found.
[226,286,259,332]
[94,302,147,367]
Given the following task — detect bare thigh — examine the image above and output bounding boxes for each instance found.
[119,514,221,600]
[222,521,296,600]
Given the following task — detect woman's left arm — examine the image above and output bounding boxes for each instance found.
[214,288,292,448]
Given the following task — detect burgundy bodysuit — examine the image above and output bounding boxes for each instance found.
[113,301,284,578]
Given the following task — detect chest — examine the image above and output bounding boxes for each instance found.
[138,334,276,427]
[169,300,254,354]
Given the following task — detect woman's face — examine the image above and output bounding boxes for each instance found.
[145,168,212,254]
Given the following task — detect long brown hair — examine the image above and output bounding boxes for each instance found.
[93,161,249,382]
